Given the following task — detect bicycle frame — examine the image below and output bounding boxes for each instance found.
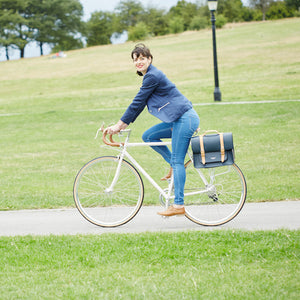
[74,127,247,228]
[100,129,209,208]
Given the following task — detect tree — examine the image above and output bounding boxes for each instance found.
[128,21,149,41]
[217,0,244,22]
[215,14,228,28]
[168,0,199,30]
[266,1,291,19]
[51,36,83,53]
[285,0,300,11]
[142,7,169,36]
[86,11,114,46]
[26,0,56,55]
[0,6,16,60]
[114,0,144,33]
[169,16,185,34]
[189,15,208,30]
[249,0,274,20]
[41,0,84,52]
[0,0,33,58]
[0,0,84,60]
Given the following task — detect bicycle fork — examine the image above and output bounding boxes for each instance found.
[105,153,125,194]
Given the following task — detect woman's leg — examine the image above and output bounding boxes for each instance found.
[171,109,200,205]
[142,122,173,164]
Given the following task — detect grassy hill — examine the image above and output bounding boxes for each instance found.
[0,18,299,300]
[0,18,299,210]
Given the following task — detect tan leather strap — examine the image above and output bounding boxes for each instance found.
[199,135,205,164]
[220,133,225,162]
[203,130,220,135]
[200,132,225,164]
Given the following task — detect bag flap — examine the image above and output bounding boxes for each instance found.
[204,151,228,163]
[191,133,233,154]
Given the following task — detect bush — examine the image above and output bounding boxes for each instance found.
[252,9,263,21]
[168,16,185,34]
[242,6,256,22]
[266,1,292,19]
[215,14,228,28]
[128,22,150,41]
[293,10,300,17]
[189,15,208,30]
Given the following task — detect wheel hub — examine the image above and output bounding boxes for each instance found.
[207,184,219,202]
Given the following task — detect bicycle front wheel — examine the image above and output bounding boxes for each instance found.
[184,161,247,226]
[73,156,144,227]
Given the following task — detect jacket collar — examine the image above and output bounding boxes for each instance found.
[146,64,153,74]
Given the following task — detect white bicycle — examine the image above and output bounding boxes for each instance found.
[73,127,247,227]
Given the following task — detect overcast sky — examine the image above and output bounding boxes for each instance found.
[80,0,202,20]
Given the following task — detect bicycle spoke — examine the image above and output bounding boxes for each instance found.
[73,156,144,227]
[184,161,247,226]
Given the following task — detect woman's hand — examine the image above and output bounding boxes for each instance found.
[105,124,121,135]
[104,120,128,135]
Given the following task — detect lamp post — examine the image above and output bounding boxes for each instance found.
[208,0,222,101]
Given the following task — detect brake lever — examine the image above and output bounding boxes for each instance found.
[94,123,105,140]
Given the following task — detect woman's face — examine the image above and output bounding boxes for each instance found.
[133,53,152,75]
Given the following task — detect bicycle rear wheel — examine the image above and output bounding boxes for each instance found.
[73,156,144,227]
[184,161,247,226]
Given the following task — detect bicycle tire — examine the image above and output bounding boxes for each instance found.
[184,161,247,226]
[73,156,144,227]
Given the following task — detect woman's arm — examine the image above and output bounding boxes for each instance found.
[120,72,159,124]
[105,67,158,134]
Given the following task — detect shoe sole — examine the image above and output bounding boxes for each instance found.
[159,213,186,217]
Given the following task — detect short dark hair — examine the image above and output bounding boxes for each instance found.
[131,43,153,76]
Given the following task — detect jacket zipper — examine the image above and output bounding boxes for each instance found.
[158,102,170,112]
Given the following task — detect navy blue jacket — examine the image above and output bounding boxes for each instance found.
[121,64,192,124]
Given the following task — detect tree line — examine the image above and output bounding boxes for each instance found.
[1,0,299,60]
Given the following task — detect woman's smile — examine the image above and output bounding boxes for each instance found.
[133,53,152,75]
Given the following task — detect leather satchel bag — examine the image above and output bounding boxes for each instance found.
[191,130,235,168]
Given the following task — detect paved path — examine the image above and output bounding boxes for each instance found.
[0,201,299,236]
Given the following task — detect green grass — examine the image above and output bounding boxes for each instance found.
[0,18,300,210]
[0,19,299,300]
[0,230,299,299]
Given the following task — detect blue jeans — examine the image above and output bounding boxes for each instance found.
[142,108,200,205]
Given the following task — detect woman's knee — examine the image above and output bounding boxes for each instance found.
[171,156,185,166]
[142,130,151,142]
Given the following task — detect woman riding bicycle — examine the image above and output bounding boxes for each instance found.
[105,43,200,217]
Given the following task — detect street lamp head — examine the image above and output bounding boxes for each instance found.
[207,0,218,12]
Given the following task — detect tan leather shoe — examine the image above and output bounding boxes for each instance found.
[161,167,173,181]
[157,205,185,216]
